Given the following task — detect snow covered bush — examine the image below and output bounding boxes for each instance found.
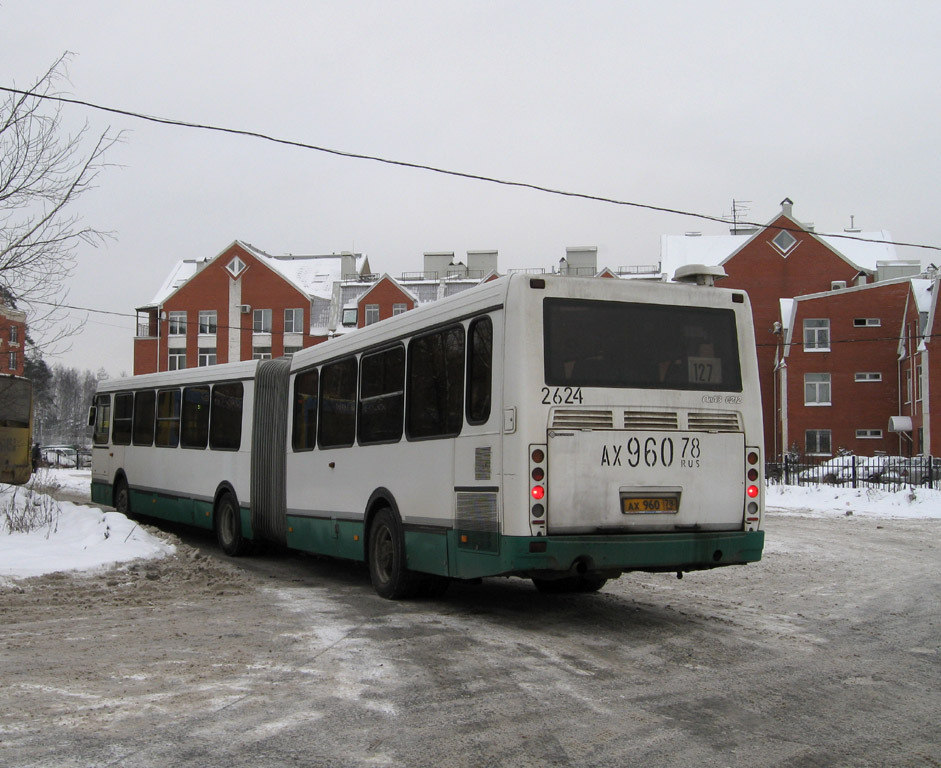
[1,470,62,537]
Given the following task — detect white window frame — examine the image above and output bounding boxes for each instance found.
[364,304,380,326]
[9,326,17,344]
[856,429,883,439]
[284,345,302,356]
[804,373,831,406]
[392,303,407,316]
[8,351,16,371]
[805,429,832,456]
[855,372,882,382]
[252,347,272,361]
[198,348,217,367]
[253,309,272,334]
[284,308,304,334]
[168,351,186,371]
[916,363,923,402]
[341,308,358,327]
[168,311,187,336]
[198,310,217,335]
[803,318,830,351]
[853,318,881,327]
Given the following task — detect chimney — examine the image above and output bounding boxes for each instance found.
[780,197,794,217]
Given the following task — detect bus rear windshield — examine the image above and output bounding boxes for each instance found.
[544,298,743,392]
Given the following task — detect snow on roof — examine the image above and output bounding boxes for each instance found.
[911,278,933,314]
[141,259,203,308]
[660,229,901,278]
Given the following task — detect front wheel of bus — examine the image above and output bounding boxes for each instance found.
[215,493,251,557]
[113,479,130,517]
[368,508,419,600]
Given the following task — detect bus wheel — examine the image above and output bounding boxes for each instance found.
[215,493,251,557]
[368,508,419,599]
[113,479,131,517]
[574,575,608,593]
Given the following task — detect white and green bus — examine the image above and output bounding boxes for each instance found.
[91,271,764,598]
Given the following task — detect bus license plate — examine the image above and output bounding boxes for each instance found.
[621,496,680,514]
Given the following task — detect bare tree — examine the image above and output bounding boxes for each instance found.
[0,53,122,353]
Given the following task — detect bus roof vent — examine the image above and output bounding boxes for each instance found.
[672,264,727,286]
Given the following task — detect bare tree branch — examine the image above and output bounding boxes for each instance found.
[0,53,123,356]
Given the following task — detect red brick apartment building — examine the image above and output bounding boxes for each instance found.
[898,279,941,454]
[0,303,26,376]
[133,243,498,375]
[661,198,929,458]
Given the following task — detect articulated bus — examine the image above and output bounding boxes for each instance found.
[0,375,34,485]
[90,271,764,598]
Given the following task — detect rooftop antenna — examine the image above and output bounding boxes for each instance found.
[724,199,752,234]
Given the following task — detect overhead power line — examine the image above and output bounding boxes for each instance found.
[1,84,938,253]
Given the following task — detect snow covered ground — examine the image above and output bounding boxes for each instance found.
[1,469,939,583]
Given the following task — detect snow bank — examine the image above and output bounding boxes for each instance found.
[767,483,941,519]
[0,471,174,584]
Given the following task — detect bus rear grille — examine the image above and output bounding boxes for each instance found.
[551,409,614,429]
[624,410,679,430]
[687,412,741,431]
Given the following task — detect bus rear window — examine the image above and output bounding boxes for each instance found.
[544,298,743,392]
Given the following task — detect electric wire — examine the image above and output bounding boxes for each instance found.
[1,84,938,253]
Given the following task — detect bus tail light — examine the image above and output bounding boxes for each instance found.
[745,447,762,528]
[529,444,548,533]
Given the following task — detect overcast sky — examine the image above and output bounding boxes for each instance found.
[3,0,939,375]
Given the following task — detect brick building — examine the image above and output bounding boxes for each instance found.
[661,199,926,458]
[0,302,26,376]
[133,243,500,375]
[776,279,920,456]
[898,280,940,453]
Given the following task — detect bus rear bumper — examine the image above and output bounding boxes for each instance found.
[453,529,764,580]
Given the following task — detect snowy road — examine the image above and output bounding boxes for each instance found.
[1,511,938,767]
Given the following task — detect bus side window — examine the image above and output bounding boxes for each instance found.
[210,382,243,451]
[319,357,357,449]
[92,394,112,445]
[407,325,465,440]
[181,386,210,449]
[132,390,156,446]
[466,316,492,425]
[155,389,182,448]
[292,369,319,451]
[358,345,404,445]
[113,393,133,445]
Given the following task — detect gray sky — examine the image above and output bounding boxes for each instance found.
[3,0,939,376]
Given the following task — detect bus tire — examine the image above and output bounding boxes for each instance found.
[532,576,579,594]
[113,478,131,517]
[215,492,251,557]
[368,508,420,600]
[574,575,608,593]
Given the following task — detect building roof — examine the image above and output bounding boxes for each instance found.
[139,241,369,309]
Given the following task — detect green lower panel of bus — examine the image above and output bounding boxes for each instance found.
[446,529,765,580]
[91,479,220,532]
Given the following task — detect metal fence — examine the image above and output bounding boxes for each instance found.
[766,454,941,491]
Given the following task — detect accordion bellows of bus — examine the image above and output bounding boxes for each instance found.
[90,272,764,599]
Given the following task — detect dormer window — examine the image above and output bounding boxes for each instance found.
[772,230,797,255]
[226,257,247,278]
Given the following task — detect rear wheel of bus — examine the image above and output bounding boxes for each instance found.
[215,492,251,557]
[368,507,423,599]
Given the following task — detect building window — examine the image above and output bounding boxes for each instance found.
[252,347,272,360]
[906,369,912,404]
[226,257,247,278]
[168,311,187,335]
[341,308,358,327]
[803,319,830,351]
[916,363,923,402]
[856,429,883,439]
[284,345,302,355]
[772,230,797,255]
[168,351,186,371]
[198,348,217,366]
[198,310,217,335]
[855,372,882,382]
[9,326,17,344]
[392,303,407,316]
[365,304,380,326]
[8,351,16,371]
[804,373,831,405]
[805,429,832,455]
[853,318,881,327]
[253,309,272,334]
[284,308,304,334]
